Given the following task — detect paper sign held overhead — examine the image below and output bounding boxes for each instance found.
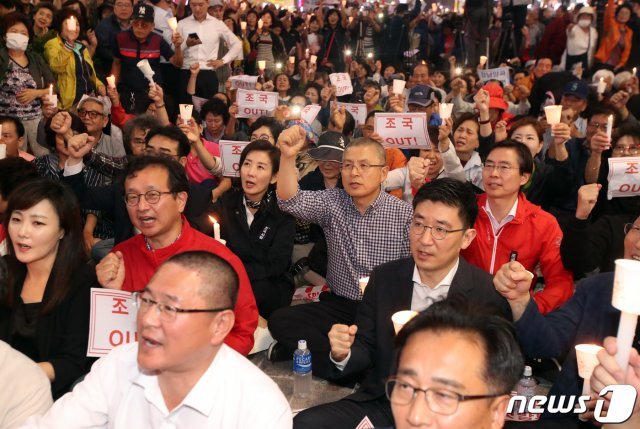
[219,140,250,177]
[87,288,137,357]
[331,102,367,125]
[329,73,353,96]
[236,89,278,119]
[300,104,322,124]
[607,157,640,199]
[373,113,432,149]
[477,67,511,86]
[229,75,259,90]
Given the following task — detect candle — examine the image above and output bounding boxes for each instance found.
[439,103,453,120]
[289,56,295,64]
[612,259,640,375]
[606,114,613,142]
[455,67,462,76]
[378,12,384,19]
[167,17,178,32]
[344,49,352,57]
[241,21,247,31]
[479,55,488,66]
[305,48,309,59]
[48,84,53,97]
[392,310,418,334]
[575,344,604,396]
[275,62,282,70]
[544,105,563,125]
[597,77,606,94]
[310,55,317,65]
[634,67,638,76]
[209,216,221,240]
[258,60,266,71]
[367,52,373,59]
[106,75,116,88]
[258,19,263,30]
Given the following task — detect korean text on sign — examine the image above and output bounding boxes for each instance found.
[236,89,278,118]
[220,140,250,177]
[331,102,367,125]
[300,104,322,124]
[87,288,137,357]
[373,113,431,149]
[477,67,511,86]
[608,157,640,199]
[329,73,354,96]
[229,74,259,90]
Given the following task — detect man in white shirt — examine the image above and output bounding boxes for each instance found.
[176,0,242,102]
[293,179,511,429]
[20,251,292,429]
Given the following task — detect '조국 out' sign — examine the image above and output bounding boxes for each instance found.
[220,140,250,177]
[608,157,640,199]
[87,288,137,357]
[236,89,278,118]
[373,112,432,149]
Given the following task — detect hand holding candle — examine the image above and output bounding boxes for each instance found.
[606,114,614,142]
[575,344,604,395]
[208,216,222,241]
[106,75,116,89]
[258,60,266,71]
[167,17,178,33]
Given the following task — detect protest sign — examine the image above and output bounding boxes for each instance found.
[329,73,353,96]
[301,104,322,124]
[608,157,640,199]
[236,89,278,118]
[229,75,259,90]
[331,101,367,125]
[478,67,511,86]
[220,140,250,177]
[87,288,137,357]
[373,113,432,149]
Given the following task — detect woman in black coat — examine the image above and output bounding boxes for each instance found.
[210,140,295,319]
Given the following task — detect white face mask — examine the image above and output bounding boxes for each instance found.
[578,18,592,28]
[6,32,29,51]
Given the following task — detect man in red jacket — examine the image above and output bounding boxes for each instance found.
[461,141,573,314]
[95,155,258,355]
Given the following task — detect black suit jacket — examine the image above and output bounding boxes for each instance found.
[329,256,512,401]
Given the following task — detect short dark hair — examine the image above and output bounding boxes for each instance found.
[363,80,381,92]
[412,178,478,229]
[487,141,534,175]
[453,112,480,135]
[145,125,190,157]
[0,115,25,138]
[239,139,281,175]
[1,11,33,39]
[394,300,524,396]
[124,155,190,195]
[342,110,356,137]
[200,98,230,126]
[122,114,161,155]
[249,117,284,142]
[34,2,57,16]
[162,251,239,308]
[0,158,38,204]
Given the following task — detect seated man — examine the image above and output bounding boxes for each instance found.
[387,300,524,429]
[294,178,512,428]
[462,141,574,314]
[269,127,413,379]
[21,251,291,428]
[95,155,258,355]
[0,116,34,161]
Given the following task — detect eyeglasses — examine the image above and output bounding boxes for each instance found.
[342,162,386,173]
[587,122,609,131]
[77,109,104,119]
[410,221,465,240]
[624,223,640,235]
[481,162,519,174]
[251,133,273,142]
[124,190,174,206]
[385,377,503,416]
[133,292,232,323]
[613,146,640,155]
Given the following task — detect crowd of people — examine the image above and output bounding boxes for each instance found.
[3,0,640,427]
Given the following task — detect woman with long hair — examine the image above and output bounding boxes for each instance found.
[1,178,96,399]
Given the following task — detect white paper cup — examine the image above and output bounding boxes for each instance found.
[479,55,488,66]
[167,17,178,31]
[392,310,418,334]
[612,259,640,314]
[289,56,295,64]
[106,75,116,88]
[258,60,266,71]
[544,105,563,125]
[137,59,155,80]
[392,79,406,95]
[358,277,369,295]
[0,144,6,160]
[439,103,453,119]
[48,94,58,108]
[310,55,317,65]
[179,104,193,124]
[241,21,247,31]
[66,16,77,32]
[575,344,603,379]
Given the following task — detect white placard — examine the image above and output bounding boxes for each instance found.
[236,89,278,118]
[219,140,250,177]
[477,67,511,86]
[300,104,321,124]
[373,113,431,149]
[229,74,259,90]
[331,101,367,125]
[607,157,640,200]
[87,288,137,357]
[329,73,353,96]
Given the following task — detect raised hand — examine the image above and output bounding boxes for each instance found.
[96,251,126,290]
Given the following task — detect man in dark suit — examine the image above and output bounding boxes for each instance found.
[293,178,512,429]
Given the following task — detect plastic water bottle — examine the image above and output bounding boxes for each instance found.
[293,339,312,398]
[515,366,538,414]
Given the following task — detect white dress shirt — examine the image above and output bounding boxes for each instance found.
[177,14,242,69]
[411,259,459,312]
[484,198,518,235]
[20,343,292,429]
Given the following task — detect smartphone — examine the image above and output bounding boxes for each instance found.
[188,33,200,40]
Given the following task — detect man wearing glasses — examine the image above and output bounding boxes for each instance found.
[387,301,523,429]
[295,179,511,428]
[268,126,413,379]
[463,141,574,315]
[77,97,126,157]
[22,251,290,427]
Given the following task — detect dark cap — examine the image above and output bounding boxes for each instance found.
[132,2,154,22]
[408,85,436,107]
[562,80,589,100]
[308,131,348,163]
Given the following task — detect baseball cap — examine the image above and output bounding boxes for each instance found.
[408,85,436,107]
[562,80,589,100]
[308,131,347,163]
[482,82,508,110]
[132,2,154,22]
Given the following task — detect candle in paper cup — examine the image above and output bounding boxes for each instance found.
[258,60,266,71]
[241,21,247,31]
[575,344,604,395]
[358,277,369,295]
[634,67,638,76]
[305,48,309,59]
[208,216,221,240]
[0,144,5,160]
[67,16,77,32]
[344,49,352,57]
[367,52,373,59]
[310,55,317,65]
[289,56,295,64]
[392,310,418,334]
[606,114,613,141]
[106,75,116,88]
[48,84,53,97]
[48,94,57,108]
[392,79,406,95]
[479,55,488,66]
[179,104,193,124]
[544,105,563,125]
[439,103,453,119]
[597,77,606,94]
[167,17,178,31]
[275,62,282,70]
[137,59,155,81]
[612,259,640,372]
[258,19,263,30]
